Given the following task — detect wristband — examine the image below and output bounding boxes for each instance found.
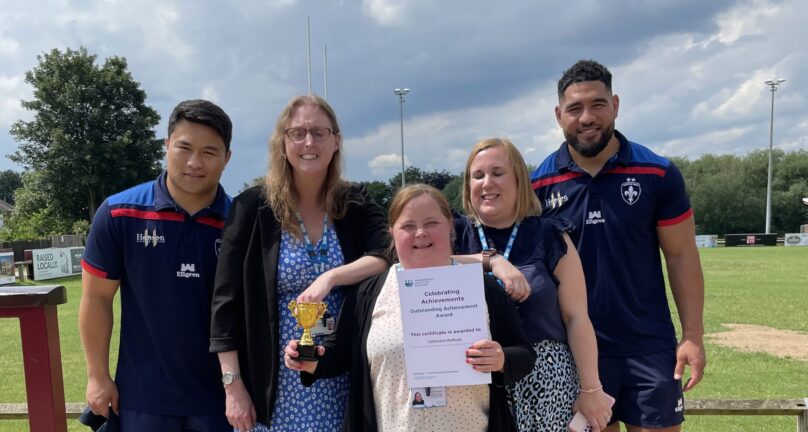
[579,384,603,394]
[481,249,497,272]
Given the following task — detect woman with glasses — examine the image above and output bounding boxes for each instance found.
[210,94,390,431]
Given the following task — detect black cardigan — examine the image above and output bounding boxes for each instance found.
[302,268,537,432]
[209,184,389,424]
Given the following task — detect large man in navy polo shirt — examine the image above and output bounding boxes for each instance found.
[80,100,232,431]
[532,60,706,432]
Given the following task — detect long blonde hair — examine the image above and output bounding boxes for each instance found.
[265,94,357,237]
[462,138,541,225]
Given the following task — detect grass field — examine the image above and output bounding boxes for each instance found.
[1,247,807,431]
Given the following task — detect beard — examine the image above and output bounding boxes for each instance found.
[564,123,614,158]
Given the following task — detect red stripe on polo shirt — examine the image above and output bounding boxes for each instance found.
[604,166,666,177]
[110,208,185,221]
[196,216,224,229]
[532,172,584,189]
[81,259,108,279]
[658,208,693,227]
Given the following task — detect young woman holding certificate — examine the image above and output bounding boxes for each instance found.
[454,139,614,432]
[284,184,536,432]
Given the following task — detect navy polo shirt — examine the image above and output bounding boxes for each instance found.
[531,131,692,356]
[82,172,230,415]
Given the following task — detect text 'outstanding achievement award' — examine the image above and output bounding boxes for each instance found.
[397,263,491,388]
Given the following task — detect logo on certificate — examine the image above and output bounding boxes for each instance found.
[404,279,414,287]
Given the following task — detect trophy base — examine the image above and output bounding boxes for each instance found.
[297,344,321,362]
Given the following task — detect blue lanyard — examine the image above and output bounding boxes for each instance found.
[476,222,519,263]
[296,212,329,274]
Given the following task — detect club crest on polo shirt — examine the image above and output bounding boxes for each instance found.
[136,228,166,247]
[545,190,569,210]
[176,263,201,278]
[621,177,642,205]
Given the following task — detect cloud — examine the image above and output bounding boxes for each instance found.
[656,126,755,157]
[361,0,404,26]
[55,0,195,63]
[368,153,407,176]
[0,74,28,128]
[0,0,806,191]
[712,0,780,44]
[202,85,219,103]
[360,0,434,27]
[0,34,19,56]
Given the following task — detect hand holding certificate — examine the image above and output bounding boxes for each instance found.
[397,263,496,388]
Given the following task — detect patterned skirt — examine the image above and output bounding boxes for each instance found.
[507,339,579,432]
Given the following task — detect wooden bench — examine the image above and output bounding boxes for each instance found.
[0,403,83,419]
[686,399,808,431]
[0,285,68,432]
[0,399,806,429]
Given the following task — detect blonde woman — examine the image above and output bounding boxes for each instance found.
[455,139,613,431]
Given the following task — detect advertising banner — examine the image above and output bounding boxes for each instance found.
[32,247,84,280]
[695,235,718,248]
[784,233,808,247]
[0,251,15,285]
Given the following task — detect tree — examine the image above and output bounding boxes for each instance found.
[387,166,425,192]
[241,176,265,194]
[674,149,808,235]
[360,180,392,212]
[771,150,808,232]
[442,175,465,213]
[422,169,455,191]
[0,171,73,240]
[0,170,22,204]
[9,47,163,222]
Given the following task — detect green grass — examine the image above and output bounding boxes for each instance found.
[0,275,119,432]
[1,247,807,431]
[668,247,808,432]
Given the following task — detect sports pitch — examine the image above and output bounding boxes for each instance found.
[1,246,806,431]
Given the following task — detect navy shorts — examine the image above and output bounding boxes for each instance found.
[599,349,685,428]
[119,408,231,432]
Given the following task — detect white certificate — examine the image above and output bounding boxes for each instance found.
[397,263,491,388]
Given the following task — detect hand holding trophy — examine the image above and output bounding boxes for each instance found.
[288,300,328,361]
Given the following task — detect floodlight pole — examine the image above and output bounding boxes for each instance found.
[764,78,785,234]
[394,88,411,188]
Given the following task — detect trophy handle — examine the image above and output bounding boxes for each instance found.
[288,300,297,314]
[317,302,327,318]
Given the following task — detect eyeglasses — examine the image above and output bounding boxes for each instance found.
[284,127,337,143]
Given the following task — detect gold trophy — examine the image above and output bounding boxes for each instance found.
[288,300,328,361]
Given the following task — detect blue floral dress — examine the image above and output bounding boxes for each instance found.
[259,223,350,432]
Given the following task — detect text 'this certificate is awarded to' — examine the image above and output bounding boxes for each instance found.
[397,263,491,388]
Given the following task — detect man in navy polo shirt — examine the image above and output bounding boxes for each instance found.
[532,60,706,432]
[80,100,233,431]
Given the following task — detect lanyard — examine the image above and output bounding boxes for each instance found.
[476,222,519,263]
[296,212,329,274]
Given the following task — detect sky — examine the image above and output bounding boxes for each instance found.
[0,0,806,194]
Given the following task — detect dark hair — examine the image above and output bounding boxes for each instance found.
[167,99,233,151]
[557,60,612,98]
